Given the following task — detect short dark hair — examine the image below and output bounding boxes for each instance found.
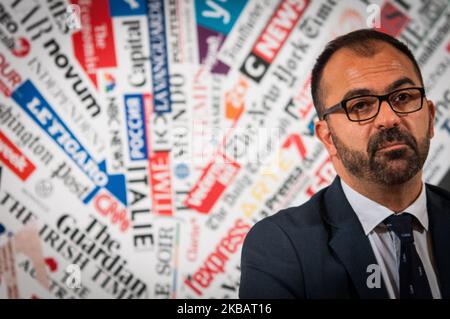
[311,29,424,119]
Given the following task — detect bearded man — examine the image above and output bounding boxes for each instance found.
[239,29,450,299]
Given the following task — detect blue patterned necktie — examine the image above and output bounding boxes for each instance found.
[384,213,433,299]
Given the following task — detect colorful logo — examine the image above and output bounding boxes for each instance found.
[103,73,116,92]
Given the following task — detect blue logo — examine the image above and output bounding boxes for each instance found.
[148,0,172,113]
[12,80,128,206]
[175,163,190,179]
[125,94,148,161]
[109,0,147,16]
[195,0,248,35]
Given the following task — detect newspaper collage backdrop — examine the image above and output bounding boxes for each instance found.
[1,0,449,298]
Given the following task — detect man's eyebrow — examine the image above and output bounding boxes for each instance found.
[385,77,417,92]
[341,88,372,100]
[340,77,418,101]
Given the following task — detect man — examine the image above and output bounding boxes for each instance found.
[239,29,450,299]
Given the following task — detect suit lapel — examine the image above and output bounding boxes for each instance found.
[325,177,389,299]
[426,185,450,299]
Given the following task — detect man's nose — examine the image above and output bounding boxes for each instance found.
[374,100,401,129]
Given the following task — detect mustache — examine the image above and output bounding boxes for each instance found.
[367,127,418,157]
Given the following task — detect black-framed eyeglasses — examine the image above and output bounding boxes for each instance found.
[321,87,426,122]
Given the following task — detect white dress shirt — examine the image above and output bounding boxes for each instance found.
[340,179,442,299]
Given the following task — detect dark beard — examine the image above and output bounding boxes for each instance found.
[331,126,430,185]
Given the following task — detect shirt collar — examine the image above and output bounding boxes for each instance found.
[340,179,428,235]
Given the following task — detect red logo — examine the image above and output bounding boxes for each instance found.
[149,151,174,216]
[12,37,30,57]
[72,0,117,87]
[94,191,130,232]
[184,219,251,296]
[253,0,309,63]
[240,0,310,82]
[0,131,35,181]
[378,2,410,37]
[185,156,240,214]
[44,257,58,272]
[283,134,307,159]
[0,52,22,97]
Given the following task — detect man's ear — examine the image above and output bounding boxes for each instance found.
[315,119,337,157]
[427,100,435,138]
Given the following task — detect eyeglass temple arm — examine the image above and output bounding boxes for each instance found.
[321,103,344,120]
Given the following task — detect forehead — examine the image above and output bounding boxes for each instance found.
[321,43,421,104]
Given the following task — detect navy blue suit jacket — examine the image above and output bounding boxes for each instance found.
[239,177,450,299]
